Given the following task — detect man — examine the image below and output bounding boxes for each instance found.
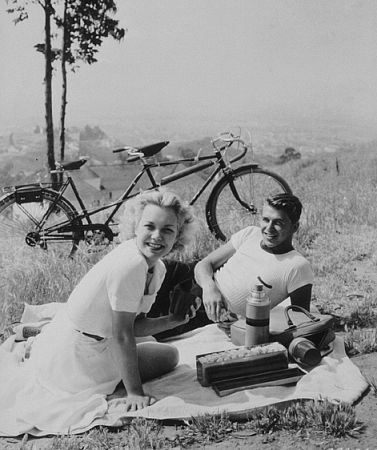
[194,193,314,323]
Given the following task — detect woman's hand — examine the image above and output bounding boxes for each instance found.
[185,297,201,321]
[123,394,157,412]
[169,297,201,325]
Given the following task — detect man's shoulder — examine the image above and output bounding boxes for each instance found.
[285,251,313,280]
[230,226,262,250]
[286,251,314,284]
[287,249,311,265]
[231,225,261,244]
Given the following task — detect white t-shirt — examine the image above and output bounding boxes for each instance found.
[66,239,166,337]
[214,226,314,316]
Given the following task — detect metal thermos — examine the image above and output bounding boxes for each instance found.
[245,284,271,347]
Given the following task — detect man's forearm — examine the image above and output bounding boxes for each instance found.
[194,260,217,291]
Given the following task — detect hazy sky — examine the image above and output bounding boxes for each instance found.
[1,0,377,133]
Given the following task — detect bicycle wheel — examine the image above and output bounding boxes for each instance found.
[206,165,292,241]
[0,188,82,256]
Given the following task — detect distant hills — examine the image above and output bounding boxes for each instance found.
[0,120,369,204]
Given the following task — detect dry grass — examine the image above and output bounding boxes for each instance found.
[2,145,377,337]
[0,244,105,334]
[1,143,377,447]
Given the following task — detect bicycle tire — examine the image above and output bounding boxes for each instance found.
[206,165,292,241]
[0,188,82,256]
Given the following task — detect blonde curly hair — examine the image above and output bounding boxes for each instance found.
[119,189,197,251]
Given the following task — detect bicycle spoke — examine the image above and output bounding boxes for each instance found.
[0,190,80,255]
[206,166,291,241]
[14,203,42,227]
[0,203,43,236]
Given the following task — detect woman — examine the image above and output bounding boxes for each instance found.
[0,189,199,435]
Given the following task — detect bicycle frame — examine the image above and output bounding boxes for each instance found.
[46,141,248,232]
[4,136,250,244]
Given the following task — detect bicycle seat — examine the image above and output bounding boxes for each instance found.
[137,141,170,157]
[58,159,88,171]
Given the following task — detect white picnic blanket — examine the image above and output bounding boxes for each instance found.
[0,302,369,436]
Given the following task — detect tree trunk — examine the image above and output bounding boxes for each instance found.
[59,1,68,185]
[60,58,67,162]
[44,0,57,187]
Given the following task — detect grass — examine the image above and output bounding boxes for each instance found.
[366,376,377,396]
[18,401,363,449]
[177,411,238,446]
[248,399,362,438]
[1,141,377,447]
[0,244,105,336]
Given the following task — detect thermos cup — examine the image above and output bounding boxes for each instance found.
[288,337,321,367]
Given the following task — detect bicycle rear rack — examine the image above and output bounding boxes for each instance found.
[3,182,58,192]
[2,184,59,204]
[16,188,44,204]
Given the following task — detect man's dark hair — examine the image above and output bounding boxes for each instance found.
[265,193,302,224]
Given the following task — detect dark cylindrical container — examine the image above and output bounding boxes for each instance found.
[288,337,321,367]
[245,284,270,347]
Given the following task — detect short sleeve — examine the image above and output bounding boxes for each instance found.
[106,257,147,312]
[230,226,259,250]
[287,259,314,294]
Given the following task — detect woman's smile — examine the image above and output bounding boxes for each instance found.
[146,241,164,251]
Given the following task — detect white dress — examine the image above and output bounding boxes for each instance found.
[0,239,166,436]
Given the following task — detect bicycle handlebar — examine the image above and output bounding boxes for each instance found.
[113,146,142,156]
[112,146,144,163]
[211,130,251,164]
[211,132,250,149]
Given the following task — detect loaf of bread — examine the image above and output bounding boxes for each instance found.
[196,342,288,387]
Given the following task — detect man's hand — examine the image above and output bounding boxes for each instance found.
[194,240,236,322]
[202,285,225,322]
[217,310,238,337]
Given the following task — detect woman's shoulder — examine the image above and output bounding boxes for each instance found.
[102,239,147,270]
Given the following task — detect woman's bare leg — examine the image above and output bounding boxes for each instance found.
[137,342,179,382]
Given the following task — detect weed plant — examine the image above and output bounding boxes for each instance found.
[366,375,377,396]
[344,328,377,355]
[178,411,238,445]
[249,399,362,438]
